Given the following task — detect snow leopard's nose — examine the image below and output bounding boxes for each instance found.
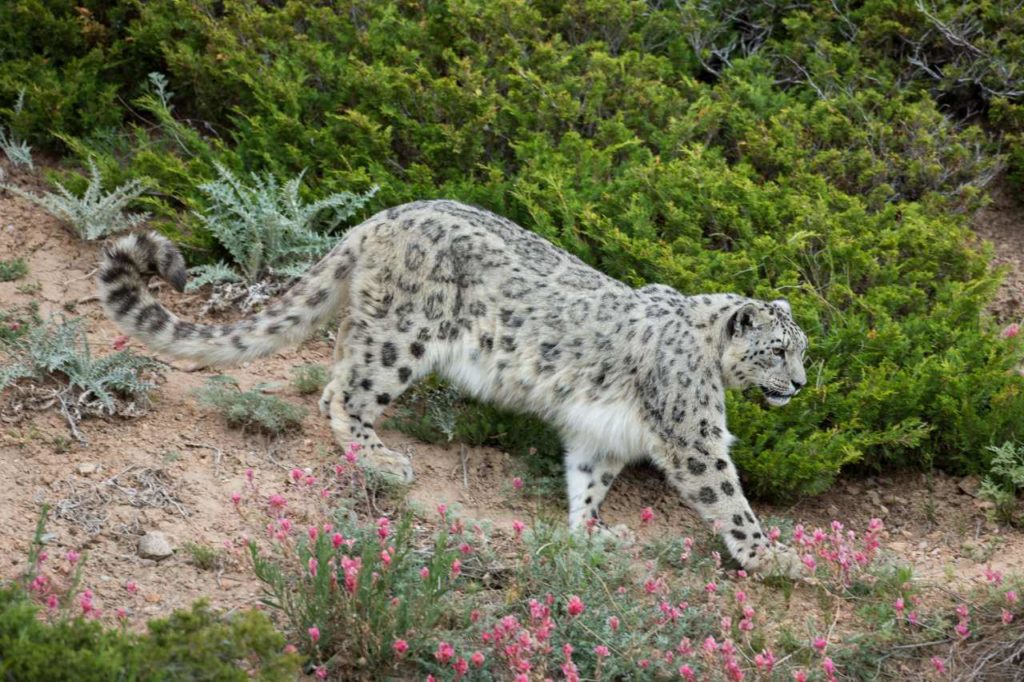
[791,379,805,391]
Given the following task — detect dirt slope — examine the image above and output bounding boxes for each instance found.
[1,164,1023,628]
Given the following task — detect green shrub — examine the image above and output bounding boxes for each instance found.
[194,375,306,434]
[291,363,328,395]
[0,257,28,281]
[0,587,299,681]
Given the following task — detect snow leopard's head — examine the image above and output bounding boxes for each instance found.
[721,299,808,407]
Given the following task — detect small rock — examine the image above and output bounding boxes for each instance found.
[76,462,99,476]
[138,531,173,560]
[958,476,981,498]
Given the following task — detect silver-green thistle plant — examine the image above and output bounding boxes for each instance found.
[2,159,147,240]
[188,163,377,289]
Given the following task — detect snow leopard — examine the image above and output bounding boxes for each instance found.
[97,199,808,575]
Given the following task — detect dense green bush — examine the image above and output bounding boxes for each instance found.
[1,0,1022,496]
[0,587,299,681]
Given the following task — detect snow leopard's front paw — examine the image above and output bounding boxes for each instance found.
[744,543,804,580]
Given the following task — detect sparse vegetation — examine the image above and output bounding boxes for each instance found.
[291,363,328,396]
[980,442,1024,526]
[0,315,162,439]
[182,542,223,572]
[0,257,28,281]
[194,376,305,435]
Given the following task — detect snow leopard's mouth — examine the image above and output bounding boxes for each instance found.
[761,388,794,407]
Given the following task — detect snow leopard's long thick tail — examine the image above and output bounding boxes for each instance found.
[97,231,356,366]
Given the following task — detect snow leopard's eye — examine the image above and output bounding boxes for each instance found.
[772,347,786,358]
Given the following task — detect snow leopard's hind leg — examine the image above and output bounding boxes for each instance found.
[326,321,431,483]
[318,312,352,418]
[564,440,633,542]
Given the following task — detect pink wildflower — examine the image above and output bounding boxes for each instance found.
[230,491,241,506]
[955,622,970,639]
[1002,323,1020,339]
[768,526,781,543]
[471,651,485,667]
[420,566,430,579]
[931,656,946,674]
[608,615,620,631]
[290,468,303,482]
[813,636,827,652]
[450,558,461,577]
[1002,609,1014,625]
[125,581,139,594]
[393,639,409,655]
[308,626,320,643]
[112,335,129,350]
[754,649,776,672]
[308,557,318,577]
[267,493,287,511]
[594,645,610,657]
[66,550,80,565]
[512,477,523,490]
[314,666,327,680]
[679,664,696,681]
[640,507,655,524]
[344,443,361,463]
[512,519,525,538]
[793,671,808,682]
[1007,590,1019,604]
[567,595,585,617]
[435,641,454,664]
[453,657,469,676]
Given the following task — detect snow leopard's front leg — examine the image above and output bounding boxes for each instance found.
[654,443,801,577]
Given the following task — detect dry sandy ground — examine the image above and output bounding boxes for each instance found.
[1,163,1023,630]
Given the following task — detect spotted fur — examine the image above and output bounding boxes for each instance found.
[97,200,809,575]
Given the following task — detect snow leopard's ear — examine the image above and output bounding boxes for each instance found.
[727,302,760,338]
[770,298,791,315]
